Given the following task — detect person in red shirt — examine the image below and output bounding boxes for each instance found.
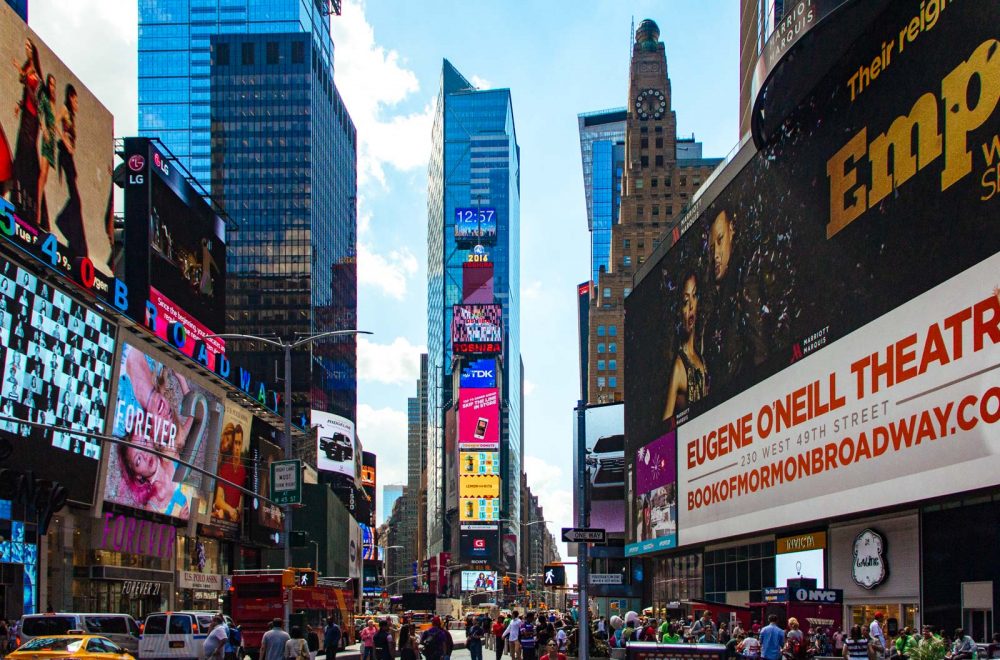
[542,641,566,660]
[213,423,247,521]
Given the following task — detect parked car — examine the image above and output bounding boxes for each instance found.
[139,611,229,660]
[8,634,133,660]
[18,614,141,656]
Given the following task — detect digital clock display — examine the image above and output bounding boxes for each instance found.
[454,207,497,243]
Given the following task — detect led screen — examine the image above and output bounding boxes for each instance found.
[776,549,825,588]
[462,262,494,304]
[248,419,284,544]
[626,430,677,556]
[360,522,376,560]
[460,451,499,476]
[460,528,496,566]
[460,496,499,522]
[460,358,496,389]
[458,387,499,448]
[210,402,253,530]
[584,403,625,534]
[314,410,357,480]
[0,257,116,505]
[0,7,116,304]
[459,475,500,499]
[105,341,224,520]
[452,304,502,355]
[454,207,497,242]
[461,570,498,592]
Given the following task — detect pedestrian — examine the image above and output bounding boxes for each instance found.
[306,626,319,660]
[541,641,566,660]
[398,624,418,660]
[468,619,485,660]
[227,624,243,660]
[492,616,506,660]
[419,617,449,660]
[284,627,310,660]
[949,629,977,660]
[987,633,1000,659]
[361,620,378,660]
[738,631,762,659]
[870,614,888,660]
[442,622,455,660]
[834,628,845,655]
[204,615,229,660]
[519,613,538,660]
[761,615,786,660]
[324,618,342,660]
[503,611,524,660]
[784,618,805,660]
[261,619,291,660]
[373,620,394,660]
[844,625,870,660]
[693,612,718,641]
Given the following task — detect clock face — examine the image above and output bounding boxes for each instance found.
[635,88,666,120]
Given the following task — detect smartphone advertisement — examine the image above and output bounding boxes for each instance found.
[458,387,499,449]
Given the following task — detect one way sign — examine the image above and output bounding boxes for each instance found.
[561,527,606,543]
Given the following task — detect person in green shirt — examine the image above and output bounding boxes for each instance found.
[662,623,682,644]
[895,628,918,658]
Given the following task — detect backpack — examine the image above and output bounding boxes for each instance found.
[788,635,805,659]
[228,627,242,649]
[422,629,443,657]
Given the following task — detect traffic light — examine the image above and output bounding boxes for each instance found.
[517,577,524,592]
[503,575,511,590]
[543,564,566,587]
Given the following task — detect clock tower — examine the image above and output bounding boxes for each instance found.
[587,19,720,405]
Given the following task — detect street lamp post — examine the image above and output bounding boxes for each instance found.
[205,329,371,626]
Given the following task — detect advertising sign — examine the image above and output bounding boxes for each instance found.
[105,341,224,520]
[583,403,625,534]
[360,522,377,560]
[626,431,677,556]
[0,258,116,505]
[461,570,498,592]
[460,358,497,389]
[460,528,496,566]
[460,451,499,476]
[458,387,499,448]
[0,7,116,305]
[622,0,1000,547]
[349,521,362,580]
[361,450,376,524]
[462,262,494,304]
[454,207,497,243]
[459,474,500,498]
[211,402,252,529]
[249,420,284,544]
[313,410,358,481]
[452,304,502,355]
[460,496,499,522]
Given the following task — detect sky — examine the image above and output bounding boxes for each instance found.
[28,0,740,558]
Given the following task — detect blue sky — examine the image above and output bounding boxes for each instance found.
[30,0,739,552]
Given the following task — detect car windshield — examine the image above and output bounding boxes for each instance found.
[21,617,75,636]
[19,637,85,652]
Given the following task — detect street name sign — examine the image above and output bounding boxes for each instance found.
[589,573,624,585]
[270,459,302,505]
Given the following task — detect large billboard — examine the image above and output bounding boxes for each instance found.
[583,403,625,534]
[0,5,116,305]
[459,474,501,499]
[460,358,497,389]
[452,304,502,355]
[0,257,116,505]
[460,527,497,566]
[313,410,357,481]
[624,1,1000,547]
[461,570,498,592]
[210,402,253,530]
[248,419,284,544]
[462,262,494,304]
[454,207,497,243]
[460,496,499,523]
[458,387,499,448]
[105,341,224,520]
[626,431,677,557]
[460,451,499,476]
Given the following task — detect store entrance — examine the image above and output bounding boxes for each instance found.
[964,609,993,643]
[848,604,919,634]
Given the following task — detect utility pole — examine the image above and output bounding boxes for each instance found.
[575,404,589,660]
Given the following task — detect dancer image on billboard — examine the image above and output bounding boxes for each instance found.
[662,270,707,420]
[10,37,41,225]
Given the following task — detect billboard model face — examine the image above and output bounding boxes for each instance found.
[211,402,253,529]
[458,387,499,448]
[452,304,502,355]
[105,341,224,520]
[460,496,499,522]
[626,431,677,556]
[0,257,116,505]
[584,403,625,534]
[461,570,498,592]
[460,358,497,389]
[314,410,356,479]
[460,451,499,476]
[625,1,1000,548]
[0,7,116,304]
[454,207,497,243]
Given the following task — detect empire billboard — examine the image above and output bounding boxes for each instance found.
[625,1,1000,547]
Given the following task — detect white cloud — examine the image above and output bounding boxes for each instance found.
[357,403,409,524]
[332,0,435,187]
[469,75,492,89]
[357,242,419,299]
[523,280,543,300]
[524,379,537,397]
[524,455,575,550]
[357,336,425,385]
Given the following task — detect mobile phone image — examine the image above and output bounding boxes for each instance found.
[475,417,488,439]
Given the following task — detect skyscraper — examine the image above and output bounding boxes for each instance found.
[578,109,626,283]
[426,60,521,576]
[139,1,358,428]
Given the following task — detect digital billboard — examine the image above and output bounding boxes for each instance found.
[460,358,496,389]
[105,341,224,520]
[461,570,498,592]
[454,207,497,242]
[360,522,376,561]
[460,496,499,522]
[458,387,499,448]
[313,410,357,480]
[462,262,494,304]
[583,403,625,534]
[626,431,677,556]
[460,451,499,476]
[459,474,500,499]
[0,6,116,305]
[211,402,253,530]
[122,138,227,370]
[625,1,1000,548]
[0,257,116,505]
[452,304,502,355]
[248,419,284,544]
[460,528,496,566]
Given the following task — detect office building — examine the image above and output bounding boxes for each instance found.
[578,109,626,284]
[382,484,404,524]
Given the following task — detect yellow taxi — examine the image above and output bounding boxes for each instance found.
[8,634,133,660]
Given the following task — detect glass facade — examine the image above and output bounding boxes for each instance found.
[703,540,776,604]
[426,60,521,557]
[577,110,626,283]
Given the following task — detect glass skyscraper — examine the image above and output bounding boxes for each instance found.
[426,60,521,561]
[578,109,626,283]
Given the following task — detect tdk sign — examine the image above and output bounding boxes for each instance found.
[461,358,497,388]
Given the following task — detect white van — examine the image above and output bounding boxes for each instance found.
[139,612,227,660]
[18,613,141,656]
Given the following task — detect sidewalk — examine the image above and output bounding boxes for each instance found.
[318,630,468,660]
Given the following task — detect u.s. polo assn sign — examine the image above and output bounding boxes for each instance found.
[852,528,887,590]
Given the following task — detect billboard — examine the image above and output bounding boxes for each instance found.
[360,522,376,560]
[626,431,677,556]
[0,257,116,505]
[452,304,502,355]
[583,403,625,534]
[349,520,362,580]
[460,358,497,389]
[625,1,1000,547]
[210,402,253,530]
[313,410,357,481]
[460,496,499,522]
[459,474,500,499]
[458,387,499,448]
[0,6,116,305]
[248,420,284,544]
[105,341,225,520]
[460,528,496,566]
[462,262,494,304]
[454,207,497,243]
[361,450,376,525]
[460,451,499,476]
[461,570,498,592]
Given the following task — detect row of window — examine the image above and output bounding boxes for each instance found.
[596,376,618,389]
[595,343,617,353]
[596,360,617,372]
[595,325,618,336]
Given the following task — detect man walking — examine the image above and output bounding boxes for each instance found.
[261,619,291,660]
[870,613,887,659]
[323,618,342,660]
[759,615,785,660]
[503,611,523,660]
[203,616,229,660]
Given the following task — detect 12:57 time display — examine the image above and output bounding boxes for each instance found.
[455,208,495,224]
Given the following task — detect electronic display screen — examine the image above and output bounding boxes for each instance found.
[452,304,502,355]
[454,207,497,242]
[210,402,253,530]
[458,388,499,448]
[460,358,496,389]
[460,528,497,566]
[248,419,285,544]
[0,257,116,505]
[460,496,499,522]
[460,451,499,476]
[461,570,498,592]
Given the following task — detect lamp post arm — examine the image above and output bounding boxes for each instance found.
[202,332,287,349]
[290,329,372,349]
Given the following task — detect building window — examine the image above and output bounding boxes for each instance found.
[609,343,617,353]
[597,343,605,354]
[292,41,305,64]
[638,256,646,264]
[266,42,279,65]
[597,325,606,337]
[641,138,649,149]
[624,239,631,248]
[641,156,649,168]
[652,205,660,216]
[609,360,618,371]
[624,256,632,266]
[603,287,611,299]
[637,206,644,216]
[597,360,606,371]
[655,155,664,167]
[609,326,618,336]
[609,377,618,388]
[635,178,644,189]
[597,377,606,388]
[656,137,664,148]
[241,42,254,66]
[651,178,658,188]
[667,207,673,216]
[624,287,631,297]
[640,127,648,134]
[215,42,230,66]
[655,126,663,133]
